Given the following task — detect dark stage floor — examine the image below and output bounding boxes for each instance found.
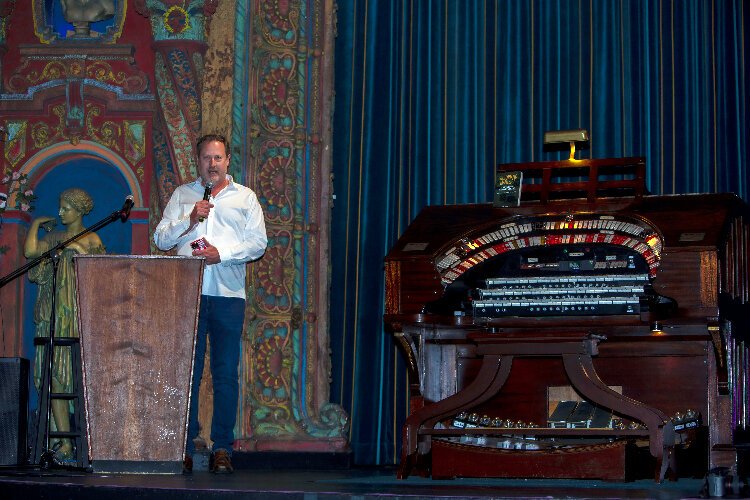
[0,464,740,500]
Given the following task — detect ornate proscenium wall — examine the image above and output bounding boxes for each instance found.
[0,1,155,357]
[0,0,346,455]
[140,0,348,452]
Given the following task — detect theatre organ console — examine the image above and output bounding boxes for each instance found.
[384,157,750,481]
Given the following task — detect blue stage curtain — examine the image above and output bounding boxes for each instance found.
[331,0,749,465]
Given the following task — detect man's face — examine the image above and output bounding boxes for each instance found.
[197,140,230,187]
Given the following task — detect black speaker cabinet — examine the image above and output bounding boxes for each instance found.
[0,357,29,466]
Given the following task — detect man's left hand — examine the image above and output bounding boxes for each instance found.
[192,240,221,265]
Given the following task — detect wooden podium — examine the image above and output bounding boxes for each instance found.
[74,255,205,473]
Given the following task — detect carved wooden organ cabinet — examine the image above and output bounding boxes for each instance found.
[384,157,750,481]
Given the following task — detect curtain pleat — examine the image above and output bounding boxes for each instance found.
[331,0,749,465]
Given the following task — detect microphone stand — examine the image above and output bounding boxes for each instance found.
[0,203,132,470]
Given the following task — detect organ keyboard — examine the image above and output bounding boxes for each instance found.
[384,156,750,482]
[471,273,648,317]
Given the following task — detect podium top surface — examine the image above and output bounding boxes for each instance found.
[73,254,205,261]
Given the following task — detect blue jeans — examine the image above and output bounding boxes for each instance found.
[186,295,245,456]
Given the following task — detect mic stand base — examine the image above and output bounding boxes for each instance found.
[38,447,91,472]
[38,448,56,470]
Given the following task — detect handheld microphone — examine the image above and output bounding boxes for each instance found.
[199,182,213,222]
[119,195,135,222]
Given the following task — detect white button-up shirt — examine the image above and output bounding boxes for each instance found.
[153,175,268,299]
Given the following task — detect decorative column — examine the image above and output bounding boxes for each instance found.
[0,0,21,358]
[134,0,216,210]
[240,0,348,451]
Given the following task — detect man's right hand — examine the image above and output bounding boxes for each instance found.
[190,200,214,226]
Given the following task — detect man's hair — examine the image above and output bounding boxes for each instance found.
[196,134,230,157]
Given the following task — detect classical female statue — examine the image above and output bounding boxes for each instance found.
[24,188,106,459]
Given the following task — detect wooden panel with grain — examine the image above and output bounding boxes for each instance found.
[74,255,204,467]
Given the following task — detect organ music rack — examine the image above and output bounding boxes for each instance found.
[384,156,750,481]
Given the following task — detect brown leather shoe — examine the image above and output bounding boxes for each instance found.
[182,455,193,474]
[210,449,233,474]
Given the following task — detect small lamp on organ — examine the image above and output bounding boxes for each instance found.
[543,129,590,161]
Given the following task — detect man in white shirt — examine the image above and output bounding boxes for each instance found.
[154,134,267,474]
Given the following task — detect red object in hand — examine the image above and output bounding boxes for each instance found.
[190,237,208,250]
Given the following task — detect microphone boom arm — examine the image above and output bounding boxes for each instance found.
[0,199,132,289]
